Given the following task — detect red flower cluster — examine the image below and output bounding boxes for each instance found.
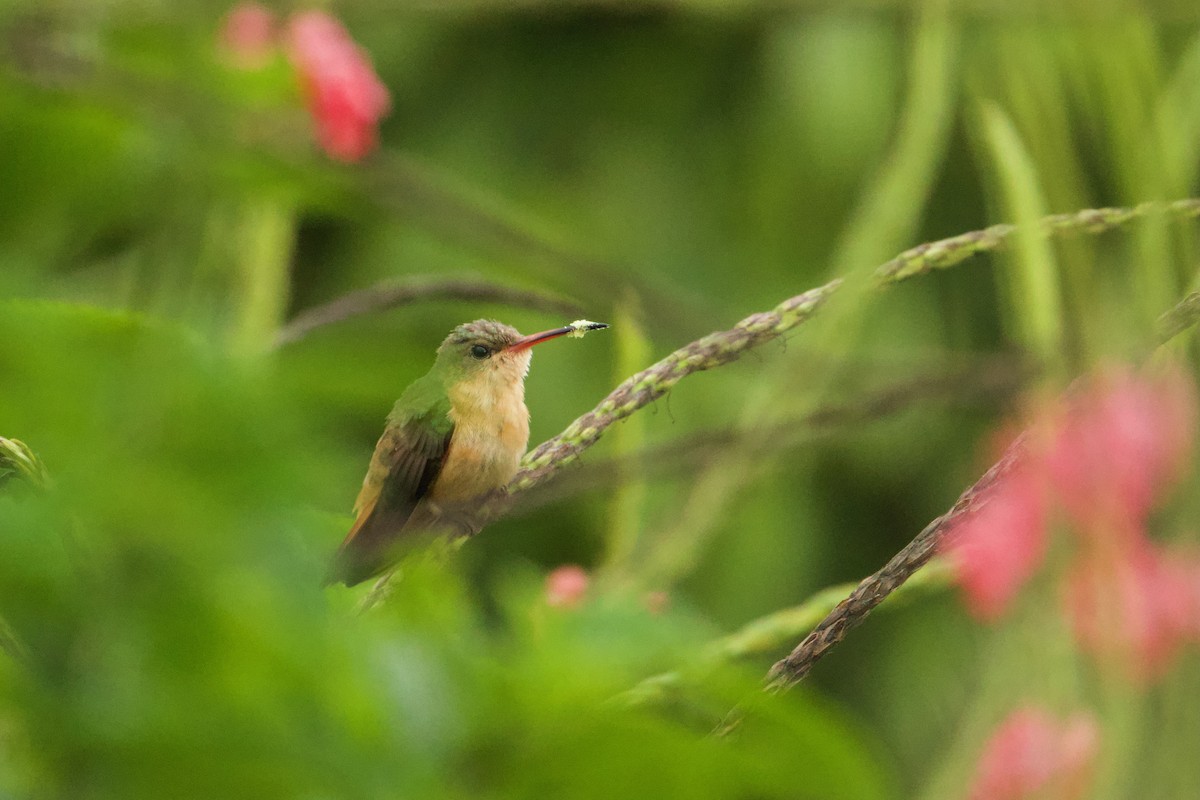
[944,366,1200,681]
[219,4,391,162]
[545,565,590,609]
[967,707,1099,800]
[284,11,391,163]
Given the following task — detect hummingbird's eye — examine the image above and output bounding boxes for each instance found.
[470,344,491,360]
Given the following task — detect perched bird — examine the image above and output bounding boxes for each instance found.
[330,318,608,585]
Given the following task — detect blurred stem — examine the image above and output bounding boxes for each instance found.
[978,28,1095,360]
[230,200,296,358]
[274,277,583,348]
[620,559,954,708]
[0,437,43,665]
[0,617,27,665]
[600,291,652,579]
[0,437,50,491]
[1086,20,1180,330]
[367,153,713,341]
[1157,290,1200,345]
[720,557,954,662]
[1157,31,1200,368]
[631,453,743,591]
[978,102,1065,373]
[827,0,959,280]
[1157,30,1200,204]
[875,199,1200,284]
[765,433,1027,691]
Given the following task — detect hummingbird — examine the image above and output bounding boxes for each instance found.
[330,318,609,586]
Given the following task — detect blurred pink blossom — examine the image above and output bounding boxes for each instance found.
[943,365,1200,681]
[1064,542,1197,682]
[1044,368,1195,539]
[967,707,1099,800]
[545,565,590,609]
[944,464,1048,620]
[285,11,391,162]
[219,3,278,70]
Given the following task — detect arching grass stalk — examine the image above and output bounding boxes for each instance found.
[619,559,955,709]
[274,277,584,348]
[873,199,1200,284]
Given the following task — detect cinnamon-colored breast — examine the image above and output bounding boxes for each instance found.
[432,367,530,503]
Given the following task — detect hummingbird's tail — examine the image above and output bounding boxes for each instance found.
[325,544,382,587]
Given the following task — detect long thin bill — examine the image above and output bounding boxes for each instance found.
[506,321,609,352]
[506,326,574,353]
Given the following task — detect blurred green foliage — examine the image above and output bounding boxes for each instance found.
[2,0,1200,797]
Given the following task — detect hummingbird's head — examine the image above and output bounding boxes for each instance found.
[435,319,608,388]
[437,319,524,381]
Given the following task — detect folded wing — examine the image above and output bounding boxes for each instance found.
[330,406,454,585]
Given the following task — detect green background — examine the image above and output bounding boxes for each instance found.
[1,1,1199,797]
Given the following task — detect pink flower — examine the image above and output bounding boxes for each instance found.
[967,707,1099,800]
[545,565,589,609]
[219,3,278,70]
[1064,542,1198,682]
[945,365,1199,661]
[285,11,391,162]
[1045,367,1195,539]
[944,463,1049,620]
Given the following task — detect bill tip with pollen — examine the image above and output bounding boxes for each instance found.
[567,320,609,338]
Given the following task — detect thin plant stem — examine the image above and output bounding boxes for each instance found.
[978,102,1065,370]
[232,200,296,357]
[873,199,1200,284]
[275,277,584,348]
[620,559,954,709]
[762,436,1025,691]
[1157,290,1200,344]
[601,292,653,577]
